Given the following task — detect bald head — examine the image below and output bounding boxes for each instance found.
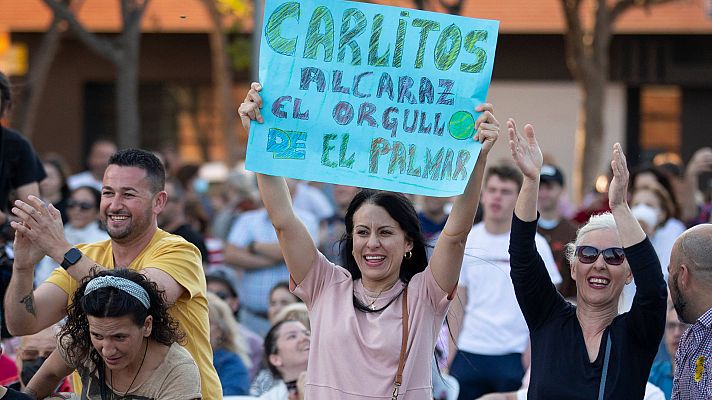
[674,224,712,281]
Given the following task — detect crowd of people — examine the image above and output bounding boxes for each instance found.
[0,70,711,400]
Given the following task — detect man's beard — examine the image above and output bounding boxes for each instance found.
[671,273,690,324]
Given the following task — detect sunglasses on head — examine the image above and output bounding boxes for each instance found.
[67,200,95,210]
[575,245,626,265]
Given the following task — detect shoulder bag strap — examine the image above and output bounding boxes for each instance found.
[597,332,612,400]
[392,287,409,400]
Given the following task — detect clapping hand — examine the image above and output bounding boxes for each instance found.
[508,119,543,180]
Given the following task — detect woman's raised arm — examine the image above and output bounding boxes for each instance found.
[430,103,499,294]
[238,83,317,284]
[509,119,543,222]
[608,143,646,247]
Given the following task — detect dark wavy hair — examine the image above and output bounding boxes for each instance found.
[59,268,184,374]
[339,190,427,311]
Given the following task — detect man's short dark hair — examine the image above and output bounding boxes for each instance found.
[485,164,523,190]
[0,71,11,117]
[108,149,165,194]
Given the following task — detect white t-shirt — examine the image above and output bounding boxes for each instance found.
[458,223,561,355]
[651,218,686,275]
[292,183,334,221]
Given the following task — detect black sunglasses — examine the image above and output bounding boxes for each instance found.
[575,246,626,265]
[67,200,95,211]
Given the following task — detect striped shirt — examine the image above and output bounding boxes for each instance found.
[672,307,712,399]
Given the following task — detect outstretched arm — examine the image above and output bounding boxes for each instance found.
[509,119,543,221]
[608,143,646,247]
[430,104,499,294]
[238,83,317,285]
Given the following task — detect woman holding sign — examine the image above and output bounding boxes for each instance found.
[238,82,499,399]
[506,120,666,399]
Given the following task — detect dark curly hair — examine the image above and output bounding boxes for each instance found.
[59,268,184,375]
[339,190,428,312]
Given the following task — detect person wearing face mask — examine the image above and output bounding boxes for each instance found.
[15,326,71,393]
[631,184,686,275]
[0,344,32,400]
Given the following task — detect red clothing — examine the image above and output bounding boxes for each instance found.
[0,355,18,387]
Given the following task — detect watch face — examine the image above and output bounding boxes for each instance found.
[65,248,82,264]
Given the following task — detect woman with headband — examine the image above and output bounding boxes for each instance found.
[23,269,202,400]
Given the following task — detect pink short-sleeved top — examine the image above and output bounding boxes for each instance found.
[291,252,451,399]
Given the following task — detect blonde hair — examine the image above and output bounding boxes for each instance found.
[274,302,310,330]
[207,292,251,368]
[564,212,618,265]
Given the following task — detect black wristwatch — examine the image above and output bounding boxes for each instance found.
[61,248,83,270]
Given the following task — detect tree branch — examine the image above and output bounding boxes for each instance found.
[437,0,465,14]
[42,0,120,63]
[609,0,678,21]
[560,0,586,79]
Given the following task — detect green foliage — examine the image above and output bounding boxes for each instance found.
[215,0,252,71]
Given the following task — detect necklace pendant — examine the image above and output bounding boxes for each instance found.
[369,302,377,310]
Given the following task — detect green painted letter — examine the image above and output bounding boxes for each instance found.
[304,6,335,61]
[461,30,487,73]
[265,2,300,56]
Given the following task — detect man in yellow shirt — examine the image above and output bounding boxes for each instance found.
[6,149,221,399]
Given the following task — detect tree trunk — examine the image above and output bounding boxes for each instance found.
[574,72,606,199]
[116,28,141,149]
[204,0,241,165]
[14,3,73,139]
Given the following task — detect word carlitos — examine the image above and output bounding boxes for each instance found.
[265,2,490,73]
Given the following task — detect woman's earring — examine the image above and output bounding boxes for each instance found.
[404,251,412,260]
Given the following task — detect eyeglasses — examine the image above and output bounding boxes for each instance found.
[575,246,626,265]
[213,291,232,301]
[67,200,95,211]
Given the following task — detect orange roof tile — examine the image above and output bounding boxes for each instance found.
[0,0,252,33]
[0,0,710,34]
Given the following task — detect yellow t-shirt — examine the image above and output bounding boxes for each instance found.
[46,229,222,400]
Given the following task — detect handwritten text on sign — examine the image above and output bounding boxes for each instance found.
[246,0,499,196]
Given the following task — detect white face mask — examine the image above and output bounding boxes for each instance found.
[631,203,662,229]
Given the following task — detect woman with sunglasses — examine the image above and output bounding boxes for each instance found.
[64,186,108,245]
[35,186,109,285]
[506,120,667,399]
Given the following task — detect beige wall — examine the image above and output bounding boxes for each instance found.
[484,81,626,202]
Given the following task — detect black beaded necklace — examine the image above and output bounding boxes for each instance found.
[109,338,148,399]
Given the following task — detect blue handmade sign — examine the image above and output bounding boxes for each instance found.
[246,0,499,196]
